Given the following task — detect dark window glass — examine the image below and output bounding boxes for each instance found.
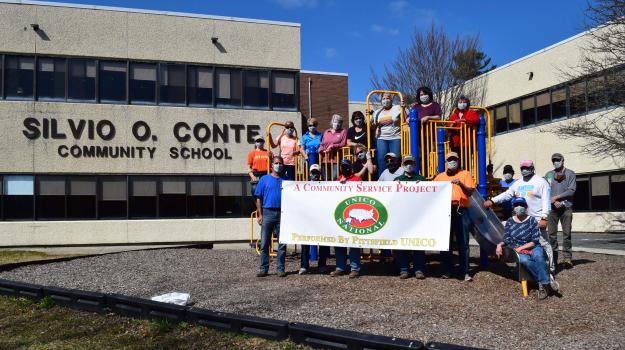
[216,68,242,107]
[536,92,550,124]
[68,177,96,219]
[521,96,535,127]
[187,177,214,217]
[591,175,610,210]
[159,177,187,218]
[494,105,507,133]
[99,61,127,103]
[130,63,156,104]
[159,63,185,105]
[5,56,34,99]
[587,76,606,112]
[68,59,96,101]
[36,176,66,219]
[37,57,66,100]
[242,181,256,216]
[129,177,157,218]
[569,81,586,116]
[551,87,567,119]
[188,66,213,106]
[272,71,296,109]
[607,68,625,106]
[610,174,625,210]
[3,176,34,220]
[98,177,127,218]
[0,55,3,98]
[574,177,590,211]
[216,178,243,217]
[244,70,269,108]
[508,102,521,130]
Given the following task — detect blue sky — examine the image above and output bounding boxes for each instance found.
[47,0,590,100]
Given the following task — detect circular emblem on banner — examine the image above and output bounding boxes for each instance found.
[334,196,388,235]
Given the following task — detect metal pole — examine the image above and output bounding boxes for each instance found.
[308,77,312,118]
[409,107,420,174]
[437,128,445,173]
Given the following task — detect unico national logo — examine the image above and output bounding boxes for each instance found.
[334,196,388,235]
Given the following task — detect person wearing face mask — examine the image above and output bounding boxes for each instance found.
[298,164,323,275]
[373,93,403,176]
[449,96,480,154]
[254,156,288,278]
[544,153,576,269]
[394,155,427,279]
[300,118,323,169]
[318,114,347,180]
[434,152,475,281]
[247,137,272,196]
[496,197,560,300]
[413,86,442,124]
[377,153,403,181]
[352,143,377,180]
[347,111,375,147]
[269,121,299,181]
[499,165,517,220]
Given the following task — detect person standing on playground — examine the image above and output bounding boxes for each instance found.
[268,121,298,180]
[413,86,442,124]
[300,118,323,170]
[545,153,576,269]
[255,156,287,278]
[395,155,427,279]
[247,137,272,196]
[448,96,479,155]
[499,164,517,220]
[318,114,347,180]
[373,92,402,176]
[347,111,375,147]
[434,151,475,281]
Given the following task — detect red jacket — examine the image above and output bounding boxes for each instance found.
[449,109,480,148]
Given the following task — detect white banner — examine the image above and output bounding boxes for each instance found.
[280,181,452,251]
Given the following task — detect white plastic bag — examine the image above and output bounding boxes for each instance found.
[151,292,191,306]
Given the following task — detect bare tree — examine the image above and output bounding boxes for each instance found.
[370,23,491,118]
[550,0,625,162]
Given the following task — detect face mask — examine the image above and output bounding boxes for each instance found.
[354,119,364,126]
[457,102,468,110]
[553,161,562,169]
[272,164,284,173]
[503,173,513,181]
[357,152,366,160]
[341,167,352,176]
[255,142,263,149]
[419,95,430,103]
[387,162,400,172]
[404,164,414,173]
[382,99,392,108]
[332,122,341,130]
[521,169,533,177]
[447,160,458,170]
[513,206,527,217]
[308,126,316,133]
[285,128,294,136]
[310,172,321,181]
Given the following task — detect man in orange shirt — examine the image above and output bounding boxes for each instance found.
[247,137,272,196]
[434,151,475,281]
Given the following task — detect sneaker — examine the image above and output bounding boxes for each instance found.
[563,259,574,269]
[277,271,287,278]
[318,266,328,274]
[399,272,410,279]
[538,284,549,300]
[298,268,307,275]
[256,271,268,278]
[330,269,345,277]
[348,271,360,279]
[550,279,560,293]
[464,274,473,282]
[414,271,425,279]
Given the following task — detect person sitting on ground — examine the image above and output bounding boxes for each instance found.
[377,152,403,181]
[318,114,347,180]
[496,197,560,300]
[347,111,375,147]
[395,155,427,279]
[352,143,376,180]
[247,137,272,196]
[300,118,323,168]
[268,121,299,180]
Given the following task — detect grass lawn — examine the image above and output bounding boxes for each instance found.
[0,250,79,265]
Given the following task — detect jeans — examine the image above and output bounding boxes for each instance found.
[396,250,425,273]
[548,206,573,263]
[300,245,310,269]
[283,165,296,180]
[443,207,470,276]
[318,246,330,270]
[259,208,286,273]
[518,245,550,285]
[335,247,361,272]
[376,138,401,176]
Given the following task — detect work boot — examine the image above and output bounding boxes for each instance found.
[562,259,574,269]
[348,271,360,279]
[277,271,287,278]
[538,284,549,300]
[399,272,410,279]
[330,269,345,277]
[256,271,268,278]
[414,271,426,280]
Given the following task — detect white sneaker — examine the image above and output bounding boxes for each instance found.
[550,279,560,293]
[464,274,473,282]
[298,268,307,275]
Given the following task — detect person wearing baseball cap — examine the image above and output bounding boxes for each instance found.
[544,153,576,269]
[499,164,517,220]
[247,136,272,196]
[378,152,403,181]
[434,151,475,281]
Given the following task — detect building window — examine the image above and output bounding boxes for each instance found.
[159,177,186,218]
[587,76,606,112]
[607,68,625,106]
[494,105,507,133]
[551,87,567,120]
[535,92,550,124]
[188,177,214,217]
[2,175,34,220]
[521,96,535,127]
[130,63,157,104]
[129,177,157,218]
[37,57,66,100]
[159,63,185,105]
[68,177,96,219]
[569,81,586,116]
[99,177,127,218]
[36,176,66,219]
[591,175,610,210]
[244,70,269,108]
[68,59,96,101]
[0,55,3,99]
[272,71,296,110]
[5,55,35,99]
[574,176,590,211]
[216,178,243,217]
[188,66,213,106]
[508,102,521,130]
[216,68,242,107]
[610,174,625,211]
[99,61,127,103]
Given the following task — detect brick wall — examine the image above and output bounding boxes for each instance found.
[299,72,348,130]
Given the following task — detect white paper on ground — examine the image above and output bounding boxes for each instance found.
[151,292,191,306]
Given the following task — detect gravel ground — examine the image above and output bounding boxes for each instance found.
[1,247,624,349]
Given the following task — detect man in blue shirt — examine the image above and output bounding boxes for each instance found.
[255,156,287,277]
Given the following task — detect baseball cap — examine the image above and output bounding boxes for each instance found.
[551,153,564,161]
[309,164,320,172]
[340,158,353,167]
[384,152,398,160]
[503,164,514,174]
[519,160,534,168]
[254,137,265,143]
[402,155,416,164]
[445,151,459,160]
[511,197,527,207]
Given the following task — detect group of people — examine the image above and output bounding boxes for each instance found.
[249,90,576,300]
